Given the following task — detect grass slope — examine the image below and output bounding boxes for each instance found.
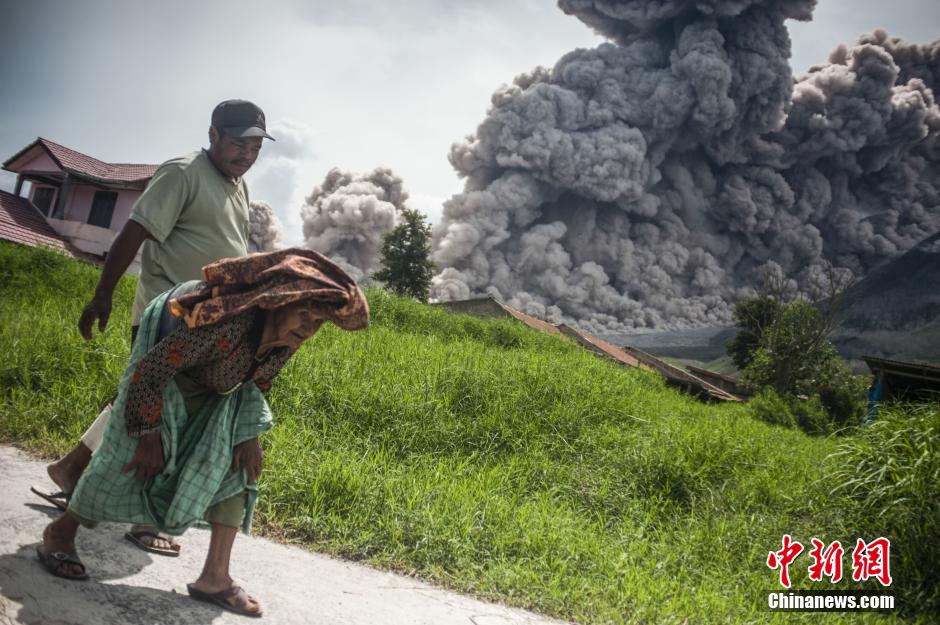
[0,242,927,624]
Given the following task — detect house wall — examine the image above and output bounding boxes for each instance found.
[61,184,141,232]
[17,150,59,172]
[46,217,115,256]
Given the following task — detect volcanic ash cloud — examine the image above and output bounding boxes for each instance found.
[248,200,283,252]
[301,167,407,281]
[430,0,940,334]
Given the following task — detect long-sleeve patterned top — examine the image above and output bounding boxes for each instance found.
[124,308,292,437]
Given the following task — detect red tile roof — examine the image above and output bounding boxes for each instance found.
[556,324,648,369]
[498,302,563,336]
[3,138,158,186]
[0,190,89,259]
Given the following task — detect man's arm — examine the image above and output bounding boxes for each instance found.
[78,220,153,340]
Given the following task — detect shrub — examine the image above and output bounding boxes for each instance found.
[829,403,940,615]
[748,388,832,434]
[748,388,797,428]
[812,358,868,429]
[788,394,832,435]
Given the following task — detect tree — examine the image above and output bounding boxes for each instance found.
[726,295,782,370]
[728,262,854,372]
[373,208,436,302]
[734,263,865,429]
[741,302,866,428]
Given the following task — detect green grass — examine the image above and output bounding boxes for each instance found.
[0,242,934,624]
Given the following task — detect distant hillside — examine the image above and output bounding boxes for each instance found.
[598,233,940,371]
[832,232,940,365]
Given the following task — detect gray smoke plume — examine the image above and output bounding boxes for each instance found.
[301,167,407,281]
[248,200,283,252]
[430,0,940,333]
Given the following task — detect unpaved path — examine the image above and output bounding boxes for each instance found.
[0,445,572,625]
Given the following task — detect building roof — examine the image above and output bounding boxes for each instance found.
[685,364,742,386]
[863,355,940,381]
[0,189,75,255]
[498,302,562,336]
[620,344,742,402]
[556,324,648,369]
[434,296,741,402]
[3,137,158,186]
[433,295,563,335]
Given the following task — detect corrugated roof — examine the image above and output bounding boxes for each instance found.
[863,355,940,379]
[620,344,742,402]
[4,138,158,186]
[434,295,563,335]
[556,324,648,369]
[0,190,84,257]
[498,303,563,336]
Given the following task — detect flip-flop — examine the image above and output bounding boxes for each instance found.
[36,544,89,580]
[187,583,263,618]
[30,485,70,511]
[124,529,181,557]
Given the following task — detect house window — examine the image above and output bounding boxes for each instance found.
[33,187,56,216]
[87,191,118,229]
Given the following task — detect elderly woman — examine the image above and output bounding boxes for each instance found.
[37,248,368,617]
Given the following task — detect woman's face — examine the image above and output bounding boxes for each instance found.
[277,303,320,350]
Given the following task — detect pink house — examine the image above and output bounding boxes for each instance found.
[2,138,157,259]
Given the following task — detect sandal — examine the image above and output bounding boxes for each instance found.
[30,485,70,511]
[187,583,262,617]
[125,528,181,557]
[36,544,89,580]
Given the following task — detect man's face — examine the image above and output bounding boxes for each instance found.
[208,127,263,180]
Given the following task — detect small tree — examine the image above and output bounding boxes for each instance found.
[373,208,435,302]
[735,263,865,429]
[726,295,782,370]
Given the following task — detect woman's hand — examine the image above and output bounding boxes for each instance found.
[123,432,165,480]
[232,437,263,484]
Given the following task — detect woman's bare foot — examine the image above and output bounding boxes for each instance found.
[41,515,84,578]
[46,442,92,494]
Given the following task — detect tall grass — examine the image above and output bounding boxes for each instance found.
[0,242,932,623]
[830,403,940,614]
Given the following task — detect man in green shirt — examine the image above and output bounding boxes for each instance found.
[36,99,275,557]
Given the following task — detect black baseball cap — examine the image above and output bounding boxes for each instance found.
[211,99,275,141]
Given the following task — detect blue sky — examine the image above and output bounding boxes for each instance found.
[1,0,937,245]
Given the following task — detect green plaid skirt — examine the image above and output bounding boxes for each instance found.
[68,287,273,535]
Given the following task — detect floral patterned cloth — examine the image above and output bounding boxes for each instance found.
[126,247,369,437]
[124,308,291,438]
[168,247,369,335]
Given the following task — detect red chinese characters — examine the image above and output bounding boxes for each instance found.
[851,537,892,587]
[767,535,893,588]
[767,534,805,588]
[807,538,844,583]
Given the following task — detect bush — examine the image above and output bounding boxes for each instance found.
[748,388,797,428]
[789,394,832,435]
[812,358,868,428]
[829,403,940,615]
[748,388,832,434]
